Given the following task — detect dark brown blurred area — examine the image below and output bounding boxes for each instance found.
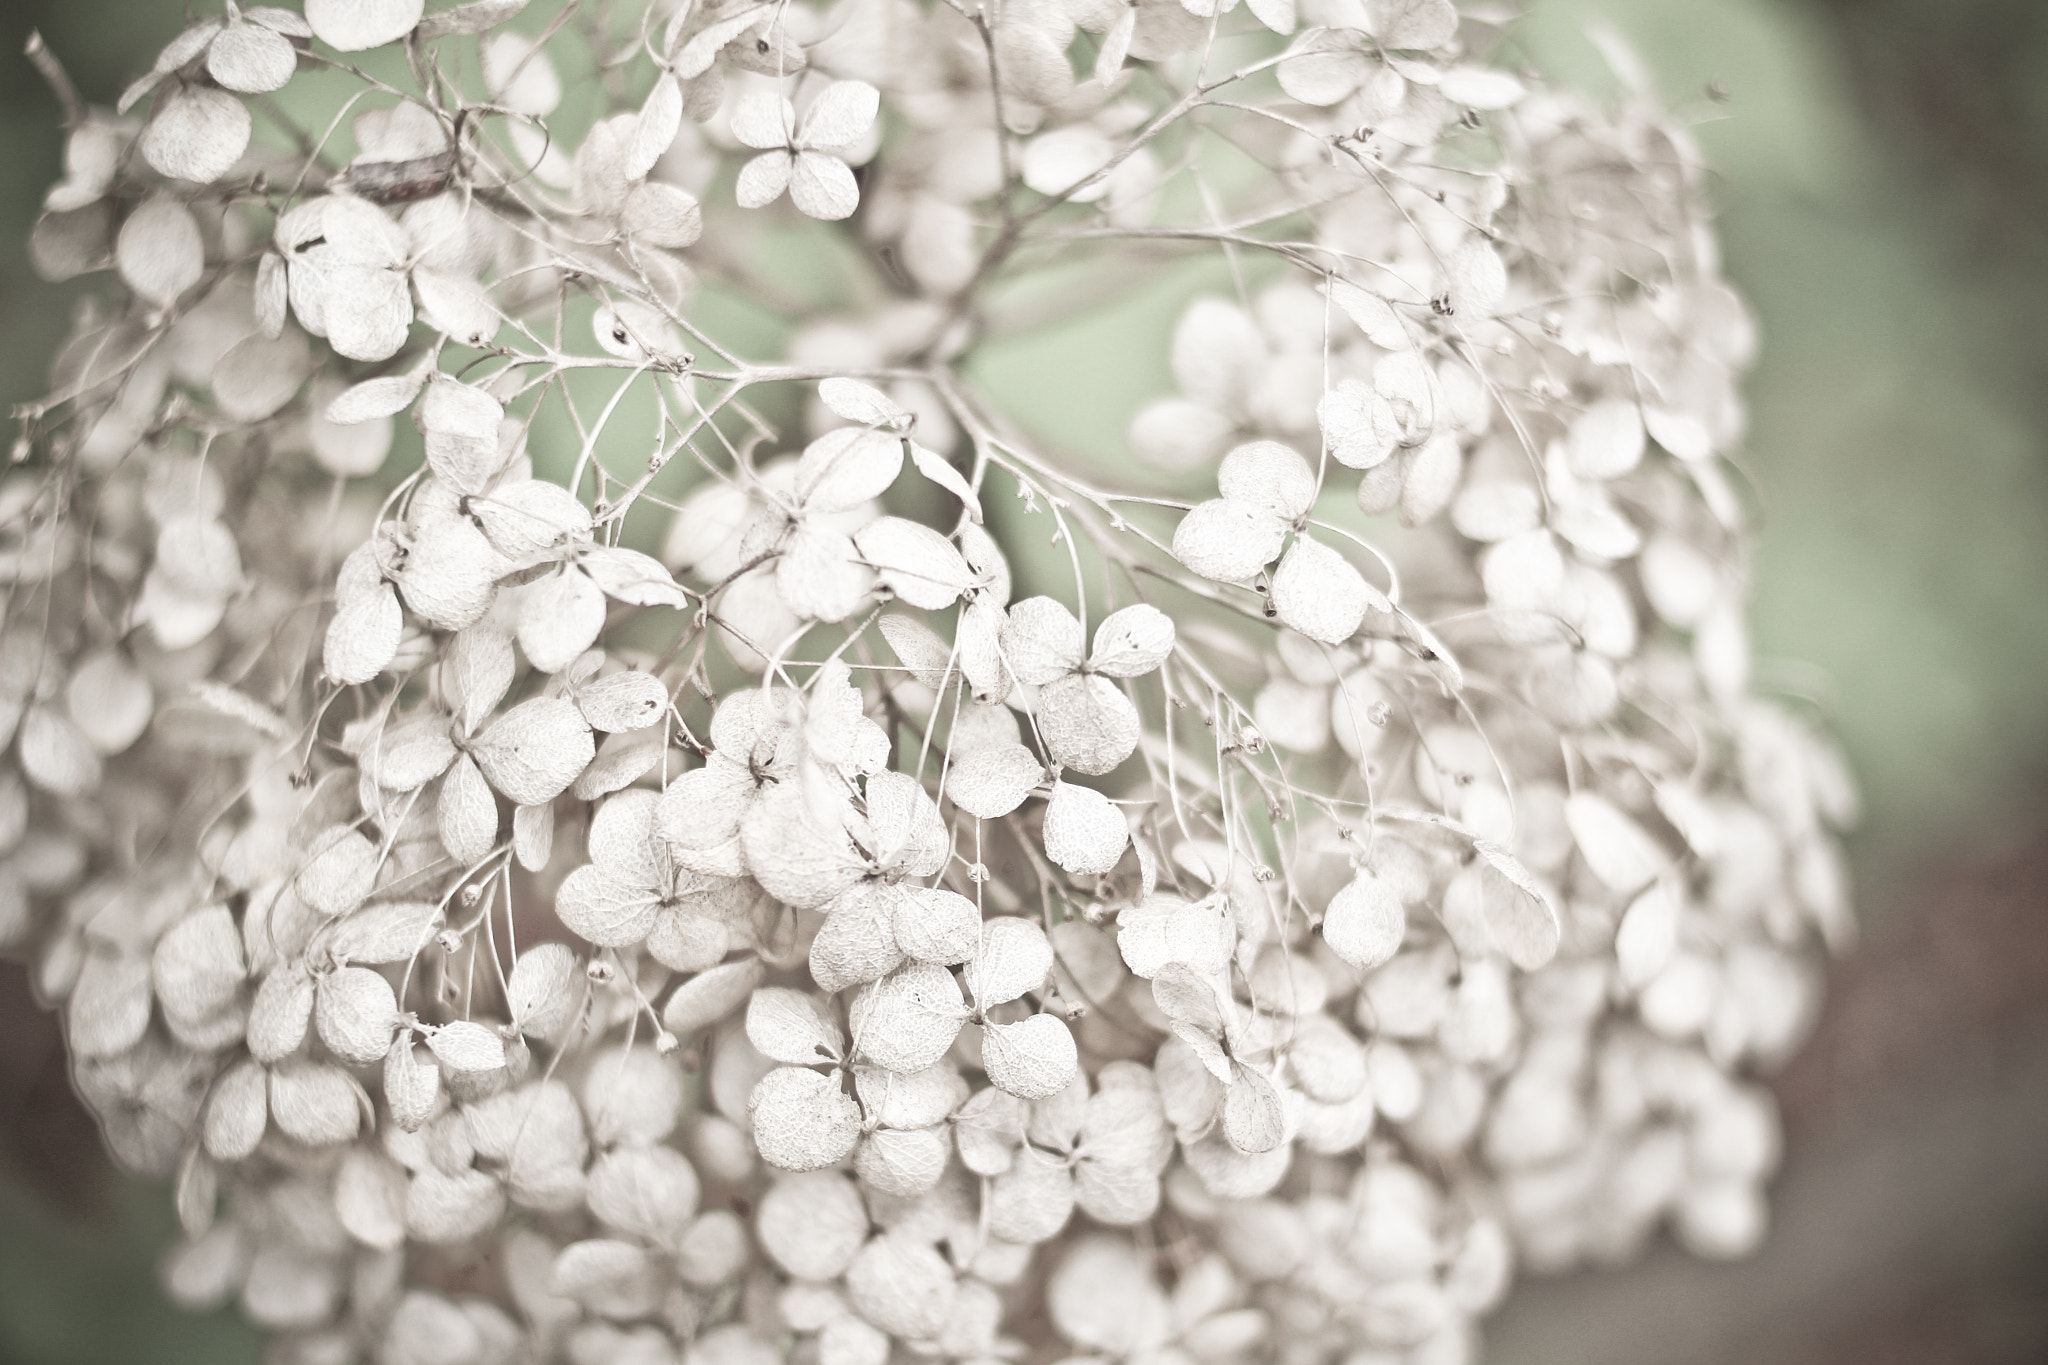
[0,964,105,1214]
[1488,805,2048,1365]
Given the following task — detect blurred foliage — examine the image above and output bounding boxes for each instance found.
[0,0,2045,1361]
[0,1175,259,1365]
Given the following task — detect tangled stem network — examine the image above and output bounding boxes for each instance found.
[5,1,1856,1363]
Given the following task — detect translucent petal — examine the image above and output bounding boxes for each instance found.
[1035,672,1140,776]
[730,92,796,150]
[1446,238,1507,318]
[757,1170,869,1278]
[428,1019,505,1073]
[626,72,682,179]
[116,196,203,306]
[507,941,583,1042]
[850,960,969,1073]
[981,1014,1078,1099]
[323,264,413,362]
[790,150,860,220]
[987,1143,1077,1243]
[140,86,250,184]
[622,181,703,250]
[798,80,880,150]
[865,769,948,878]
[1564,792,1666,893]
[1218,440,1317,520]
[795,424,903,513]
[855,1124,950,1198]
[815,379,901,430]
[1041,781,1127,876]
[809,883,908,993]
[662,958,765,1036]
[471,697,596,806]
[1271,534,1380,644]
[1277,34,1368,106]
[855,516,974,609]
[208,21,298,93]
[946,742,1041,820]
[1171,499,1288,583]
[1469,841,1562,969]
[1366,0,1458,49]
[746,986,845,1065]
[555,863,661,947]
[1566,400,1647,480]
[1088,604,1174,678]
[740,781,864,912]
[330,899,440,966]
[1322,870,1404,970]
[1222,1062,1287,1154]
[967,917,1054,1010]
[747,1065,862,1171]
[306,0,424,50]
[889,885,982,966]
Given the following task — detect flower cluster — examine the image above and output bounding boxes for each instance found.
[5,1,1854,1363]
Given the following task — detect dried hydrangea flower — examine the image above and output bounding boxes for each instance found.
[3,0,1854,1362]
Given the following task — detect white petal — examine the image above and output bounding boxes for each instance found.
[1328,279,1410,349]
[626,73,683,180]
[1564,792,1666,893]
[966,917,1054,1010]
[891,886,983,965]
[306,0,424,51]
[213,329,313,422]
[575,670,668,732]
[662,958,765,1036]
[1035,672,1140,776]
[798,80,879,150]
[208,22,298,93]
[1171,499,1287,583]
[794,425,903,513]
[1270,534,1378,644]
[981,1014,1078,1100]
[471,696,595,806]
[757,1171,869,1279]
[1566,400,1647,480]
[323,265,413,361]
[580,545,690,607]
[1446,238,1507,317]
[117,196,207,309]
[140,86,250,184]
[1321,871,1404,970]
[855,516,974,609]
[746,987,846,1066]
[1366,0,1458,50]
[1001,596,1086,685]
[1088,604,1174,678]
[1041,781,1126,876]
[1218,439,1317,519]
[849,960,969,1073]
[789,150,859,221]
[413,269,500,347]
[748,1066,862,1171]
[517,569,607,674]
[946,743,1041,820]
[730,92,796,150]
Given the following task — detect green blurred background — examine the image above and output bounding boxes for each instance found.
[3,0,2047,1361]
